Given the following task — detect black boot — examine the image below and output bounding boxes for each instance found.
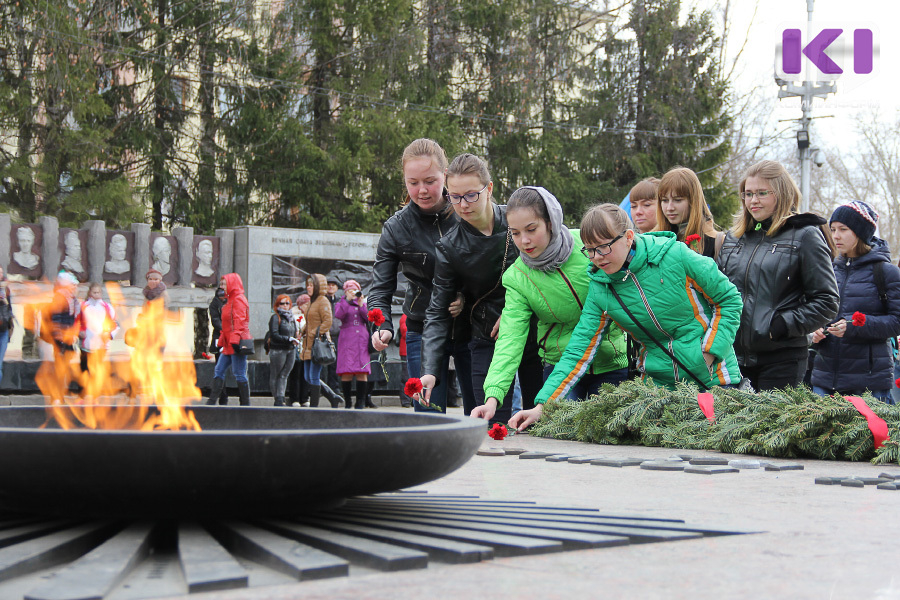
[365,380,377,409]
[321,382,342,408]
[308,384,321,408]
[237,381,251,406]
[207,378,225,406]
[218,385,229,405]
[342,381,353,409]
[355,381,366,409]
[274,396,285,407]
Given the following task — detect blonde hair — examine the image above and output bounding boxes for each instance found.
[580,203,634,244]
[654,167,717,254]
[446,153,491,186]
[400,138,449,206]
[732,160,800,238]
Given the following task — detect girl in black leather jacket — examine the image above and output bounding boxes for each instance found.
[367,138,475,414]
[417,154,542,423]
[717,160,839,391]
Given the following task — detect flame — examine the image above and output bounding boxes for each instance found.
[29,282,202,431]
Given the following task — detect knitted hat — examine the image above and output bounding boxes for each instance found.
[145,268,163,280]
[296,293,311,305]
[830,201,878,242]
[342,279,361,292]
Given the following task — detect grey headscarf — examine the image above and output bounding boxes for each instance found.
[516,186,573,271]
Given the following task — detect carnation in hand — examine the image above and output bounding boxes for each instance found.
[851,311,866,327]
[368,308,386,326]
[404,377,423,397]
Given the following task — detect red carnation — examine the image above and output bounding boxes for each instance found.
[895,378,900,389]
[201,352,212,360]
[404,378,423,397]
[487,423,508,441]
[685,234,701,245]
[368,308,386,326]
[851,311,866,327]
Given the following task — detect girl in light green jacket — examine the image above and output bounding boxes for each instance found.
[471,187,628,423]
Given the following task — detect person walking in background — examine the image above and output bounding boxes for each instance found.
[717,160,839,391]
[289,293,310,407]
[810,202,900,403]
[0,267,14,388]
[511,204,743,431]
[654,167,724,258]
[629,177,660,234]
[38,272,80,403]
[472,187,627,424]
[368,138,475,414]
[299,274,333,408]
[335,280,371,409]
[207,279,228,404]
[207,273,251,406]
[76,282,119,377]
[323,277,344,405]
[268,294,300,407]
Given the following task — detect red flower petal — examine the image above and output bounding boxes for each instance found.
[851,311,866,327]
[896,378,900,389]
[685,234,701,244]
[367,308,386,326]
[404,377,423,396]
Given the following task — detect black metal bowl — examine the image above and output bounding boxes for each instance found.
[0,406,486,517]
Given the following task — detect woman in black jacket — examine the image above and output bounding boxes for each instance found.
[810,201,900,402]
[207,280,228,405]
[417,154,542,423]
[367,138,475,414]
[717,160,840,391]
[268,294,299,407]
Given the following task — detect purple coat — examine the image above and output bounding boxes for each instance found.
[334,298,371,375]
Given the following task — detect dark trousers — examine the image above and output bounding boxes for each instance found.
[741,358,807,392]
[469,331,542,425]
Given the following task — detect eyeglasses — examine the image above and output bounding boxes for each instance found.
[581,234,624,258]
[740,190,774,200]
[278,301,291,305]
[447,183,489,205]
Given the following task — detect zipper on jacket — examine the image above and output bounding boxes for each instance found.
[830,261,852,391]
[557,269,583,310]
[742,236,765,352]
[626,270,680,382]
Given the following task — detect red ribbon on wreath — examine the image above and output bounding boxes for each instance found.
[697,392,715,422]
[844,396,888,450]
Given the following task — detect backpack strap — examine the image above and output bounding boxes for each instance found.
[873,261,888,311]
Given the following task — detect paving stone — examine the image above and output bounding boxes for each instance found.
[590,458,646,468]
[728,460,762,469]
[684,466,740,475]
[567,457,608,464]
[814,477,847,485]
[764,463,805,471]
[840,479,865,488]
[876,483,900,490]
[518,451,560,460]
[546,455,578,463]
[640,461,686,471]
[878,472,900,480]
[675,454,694,461]
[689,457,730,466]
[852,477,892,485]
[503,448,527,456]
[476,449,506,457]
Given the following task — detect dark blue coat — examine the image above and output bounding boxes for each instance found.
[811,239,900,392]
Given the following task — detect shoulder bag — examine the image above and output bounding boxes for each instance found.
[311,326,337,365]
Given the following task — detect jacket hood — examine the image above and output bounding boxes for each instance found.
[837,236,893,267]
[782,212,827,230]
[590,231,677,284]
[223,273,245,298]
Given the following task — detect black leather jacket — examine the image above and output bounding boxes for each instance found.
[268,311,298,351]
[422,204,518,377]
[368,200,461,335]
[717,213,839,366]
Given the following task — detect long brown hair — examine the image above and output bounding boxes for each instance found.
[732,160,800,238]
[654,167,717,254]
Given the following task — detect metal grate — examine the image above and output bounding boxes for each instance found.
[0,492,749,599]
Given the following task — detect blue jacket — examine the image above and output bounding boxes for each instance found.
[811,239,900,392]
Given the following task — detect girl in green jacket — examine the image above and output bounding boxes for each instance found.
[471,187,628,422]
[511,203,743,431]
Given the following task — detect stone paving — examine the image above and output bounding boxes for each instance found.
[4,396,898,599]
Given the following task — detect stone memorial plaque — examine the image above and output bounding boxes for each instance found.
[8,224,42,279]
[518,451,559,460]
[876,483,899,490]
[689,457,730,466]
[839,479,865,488]
[814,477,847,485]
[104,231,134,281]
[502,448,527,456]
[878,472,900,480]
[728,459,763,469]
[192,236,220,287]
[546,455,578,463]
[684,465,739,475]
[764,463,804,471]
[640,461,686,471]
[58,229,88,282]
[853,477,891,485]
[476,449,506,457]
[590,458,645,468]
[149,234,179,285]
[567,456,608,464]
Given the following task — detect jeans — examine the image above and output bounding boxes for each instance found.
[542,365,629,401]
[304,359,323,385]
[812,385,893,404]
[511,374,522,415]
[0,329,8,387]
[406,330,475,414]
[892,360,900,405]
[214,352,248,383]
[269,348,296,399]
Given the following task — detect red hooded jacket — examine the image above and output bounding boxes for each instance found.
[218,273,250,355]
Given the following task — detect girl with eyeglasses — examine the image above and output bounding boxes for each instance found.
[415,154,543,423]
[469,187,628,423]
[717,160,839,391]
[268,294,300,407]
[654,167,724,258]
[366,138,475,414]
[510,203,742,432]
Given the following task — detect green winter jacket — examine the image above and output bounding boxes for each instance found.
[538,231,742,401]
[483,230,627,405]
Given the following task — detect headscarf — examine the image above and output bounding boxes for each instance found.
[517,186,574,271]
[143,281,167,301]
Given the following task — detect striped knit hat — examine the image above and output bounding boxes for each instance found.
[830,201,878,242]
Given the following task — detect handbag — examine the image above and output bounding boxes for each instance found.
[311,326,336,366]
[230,306,255,355]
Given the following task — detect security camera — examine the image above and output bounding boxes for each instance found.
[812,149,826,168]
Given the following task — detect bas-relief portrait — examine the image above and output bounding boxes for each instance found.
[104,231,134,280]
[58,229,87,281]
[149,234,179,285]
[9,225,42,277]
[191,237,219,286]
